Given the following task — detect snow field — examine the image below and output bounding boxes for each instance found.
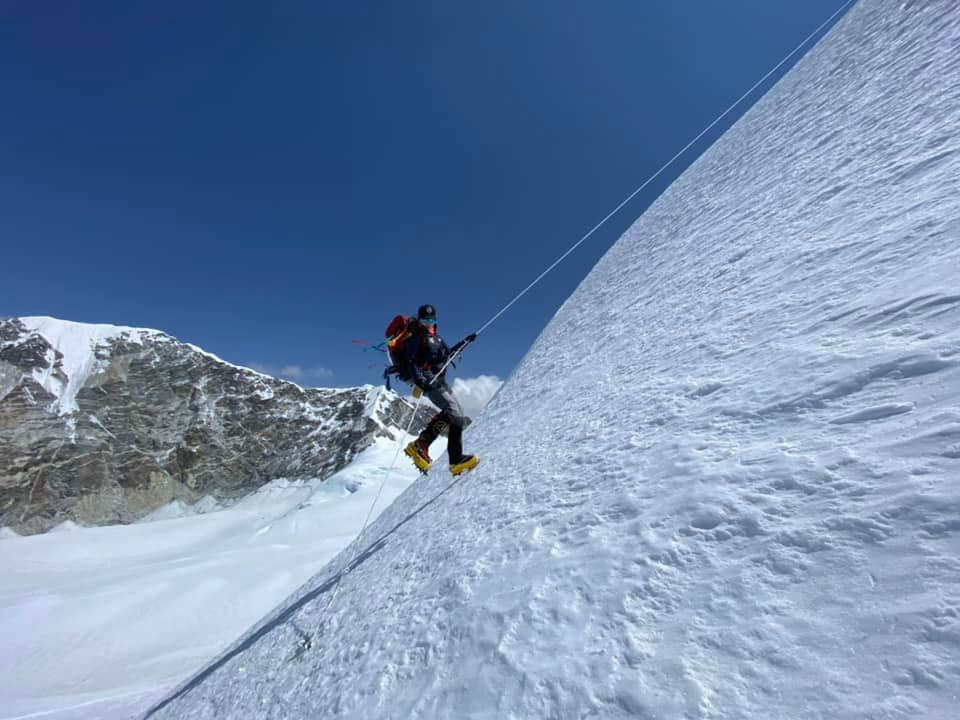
[0,436,430,720]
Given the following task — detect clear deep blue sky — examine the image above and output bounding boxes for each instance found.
[2,1,847,387]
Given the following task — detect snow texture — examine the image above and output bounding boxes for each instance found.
[0,438,426,720]
[142,2,960,718]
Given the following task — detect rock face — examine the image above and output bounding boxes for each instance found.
[0,317,420,535]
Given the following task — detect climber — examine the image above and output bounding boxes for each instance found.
[398,304,478,476]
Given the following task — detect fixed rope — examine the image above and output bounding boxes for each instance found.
[301,390,425,653]
[472,0,856,339]
[306,0,853,647]
[429,0,854,385]
[357,392,425,540]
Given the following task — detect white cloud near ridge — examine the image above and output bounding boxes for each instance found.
[450,375,504,420]
[247,363,334,384]
[405,376,503,420]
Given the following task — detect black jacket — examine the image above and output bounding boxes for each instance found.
[404,327,452,388]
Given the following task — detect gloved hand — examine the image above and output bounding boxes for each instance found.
[412,385,424,398]
[464,332,477,343]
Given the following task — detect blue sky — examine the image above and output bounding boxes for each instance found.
[2,1,848,387]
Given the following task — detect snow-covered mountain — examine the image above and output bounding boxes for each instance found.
[0,316,420,534]
[143,2,960,719]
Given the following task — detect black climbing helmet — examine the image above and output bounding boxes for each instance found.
[417,304,437,323]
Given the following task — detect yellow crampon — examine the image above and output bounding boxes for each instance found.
[450,455,479,476]
[404,442,432,473]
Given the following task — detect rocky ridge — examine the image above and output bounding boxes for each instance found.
[0,317,420,535]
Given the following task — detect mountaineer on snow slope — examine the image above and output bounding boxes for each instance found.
[385,304,479,476]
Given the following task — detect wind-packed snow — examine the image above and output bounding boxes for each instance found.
[141,2,960,718]
[0,438,428,720]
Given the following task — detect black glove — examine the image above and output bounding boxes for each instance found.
[464,332,477,343]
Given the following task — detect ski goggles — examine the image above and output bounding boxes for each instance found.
[419,317,437,326]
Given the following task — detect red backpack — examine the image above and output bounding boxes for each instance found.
[385,314,417,384]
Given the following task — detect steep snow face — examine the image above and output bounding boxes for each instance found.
[147,3,960,719]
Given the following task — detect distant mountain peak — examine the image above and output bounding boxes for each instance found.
[0,316,422,535]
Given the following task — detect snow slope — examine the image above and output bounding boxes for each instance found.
[145,2,960,718]
[0,438,428,720]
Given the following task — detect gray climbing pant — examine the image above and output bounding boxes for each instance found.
[419,381,466,461]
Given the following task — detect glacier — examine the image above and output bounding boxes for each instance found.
[142,1,960,718]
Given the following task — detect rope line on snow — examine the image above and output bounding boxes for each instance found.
[300,391,425,653]
[302,0,854,652]
[359,394,425,539]
[426,0,854,383]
